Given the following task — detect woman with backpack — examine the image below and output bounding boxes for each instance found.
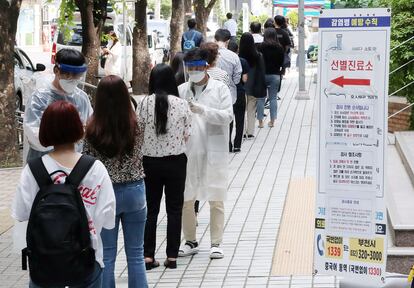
[257,28,285,128]
[12,100,116,288]
[83,75,148,287]
[140,64,191,270]
[239,32,267,138]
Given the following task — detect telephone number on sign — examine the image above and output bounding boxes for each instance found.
[328,246,342,257]
[350,249,382,262]
[368,267,382,276]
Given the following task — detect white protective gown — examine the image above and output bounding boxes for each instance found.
[23,84,93,159]
[178,78,233,201]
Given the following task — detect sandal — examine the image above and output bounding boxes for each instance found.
[145,258,160,270]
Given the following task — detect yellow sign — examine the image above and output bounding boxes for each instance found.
[349,238,384,264]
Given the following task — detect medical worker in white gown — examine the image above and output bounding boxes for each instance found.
[177,48,233,259]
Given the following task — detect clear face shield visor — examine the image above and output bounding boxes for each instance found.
[183,60,208,83]
[56,63,88,94]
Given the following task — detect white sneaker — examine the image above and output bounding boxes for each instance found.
[209,245,224,259]
[178,241,199,257]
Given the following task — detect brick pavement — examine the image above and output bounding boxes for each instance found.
[0,69,339,287]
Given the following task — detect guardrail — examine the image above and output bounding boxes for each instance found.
[15,110,24,150]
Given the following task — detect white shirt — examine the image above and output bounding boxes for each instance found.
[11,154,116,268]
[223,19,237,36]
[104,41,122,77]
[253,33,264,44]
[139,95,192,157]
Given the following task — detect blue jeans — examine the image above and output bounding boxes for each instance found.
[101,180,148,288]
[29,262,102,288]
[257,74,281,121]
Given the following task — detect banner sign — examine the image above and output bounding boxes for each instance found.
[314,8,391,286]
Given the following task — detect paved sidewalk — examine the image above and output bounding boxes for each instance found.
[0,69,339,287]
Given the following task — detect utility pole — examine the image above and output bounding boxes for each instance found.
[295,0,309,100]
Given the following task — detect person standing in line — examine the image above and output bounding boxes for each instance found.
[257,28,284,128]
[178,48,233,259]
[250,22,263,45]
[215,29,242,106]
[239,32,267,138]
[102,31,122,78]
[264,18,276,29]
[181,19,204,51]
[83,75,148,288]
[228,41,249,153]
[274,15,293,75]
[200,42,231,90]
[24,49,92,162]
[12,100,116,288]
[223,13,237,43]
[140,64,191,270]
[201,42,233,152]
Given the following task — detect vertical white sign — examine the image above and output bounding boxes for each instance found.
[314,8,390,286]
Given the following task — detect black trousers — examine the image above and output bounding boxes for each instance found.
[143,153,187,258]
[230,89,247,150]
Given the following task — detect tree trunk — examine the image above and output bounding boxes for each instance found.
[183,0,192,31]
[132,0,151,95]
[75,0,107,99]
[193,0,217,36]
[170,0,184,60]
[0,0,22,166]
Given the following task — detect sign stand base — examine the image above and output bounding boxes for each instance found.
[295,90,310,100]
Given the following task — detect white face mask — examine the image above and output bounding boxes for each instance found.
[59,79,79,94]
[188,71,206,84]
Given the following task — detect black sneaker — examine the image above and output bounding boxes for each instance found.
[243,134,254,139]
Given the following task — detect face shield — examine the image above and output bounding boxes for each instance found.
[183,60,208,84]
[56,63,88,94]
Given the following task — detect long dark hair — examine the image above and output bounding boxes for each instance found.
[148,64,179,136]
[239,32,258,67]
[263,28,282,48]
[86,75,137,158]
[170,52,185,86]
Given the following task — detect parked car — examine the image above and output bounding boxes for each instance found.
[14,47,46,111]
[147,19,170,61]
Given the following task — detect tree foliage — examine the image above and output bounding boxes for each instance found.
[382,0,414,100]
[148,0,172,20]
[286,10,298,30]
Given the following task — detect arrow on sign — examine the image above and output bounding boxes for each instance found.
[330,76,371,87]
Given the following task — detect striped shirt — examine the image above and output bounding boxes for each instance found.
[207,67,231,94]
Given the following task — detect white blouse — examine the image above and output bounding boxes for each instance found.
[139,94,191,157]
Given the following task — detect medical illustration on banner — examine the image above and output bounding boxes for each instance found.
[315,8,390,285]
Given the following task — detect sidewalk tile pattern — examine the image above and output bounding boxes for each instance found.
[0,69,339,287]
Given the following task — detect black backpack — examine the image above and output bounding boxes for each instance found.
[22,155,96,287]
